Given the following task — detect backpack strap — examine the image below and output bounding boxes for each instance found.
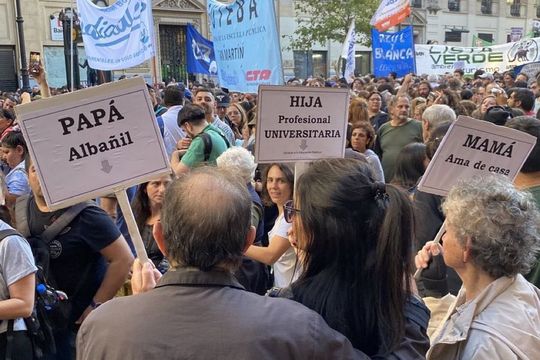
[0,229,22,242]
[14,195,31,238]
[200,133,212,161]
[5,319,14,360]
[41,201,95,244]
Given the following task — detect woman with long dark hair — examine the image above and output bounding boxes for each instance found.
[280,159,429,357]
[131,174,172,273]
[245,163,300,287]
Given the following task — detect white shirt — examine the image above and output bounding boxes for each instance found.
[268,215,300,287]
[162,105,186,157]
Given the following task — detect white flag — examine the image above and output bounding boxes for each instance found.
[77,0,155,70]
[370,0,411,32]
[341,21,356,83]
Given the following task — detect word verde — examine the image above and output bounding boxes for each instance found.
[57,100,134,162]
[429,47,504,65]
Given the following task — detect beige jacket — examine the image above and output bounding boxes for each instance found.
[427,274,540,360]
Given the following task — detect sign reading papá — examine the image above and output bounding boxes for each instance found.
[255,86,349,163]
[417,116,536,197]
[16,77,170,210]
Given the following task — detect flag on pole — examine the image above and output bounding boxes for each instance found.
[186,24,217,75]
[370,0,411,32]
[341,20,356,83]
[472,35,492,47]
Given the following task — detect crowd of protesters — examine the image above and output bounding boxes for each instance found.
[0,63,539,360]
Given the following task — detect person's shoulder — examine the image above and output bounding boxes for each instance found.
[379,121,391,131]
[407,118,423,129]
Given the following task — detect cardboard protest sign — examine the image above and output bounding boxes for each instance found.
[371,26,416,77]
[418,115,537,196]
[16,77,170,210]
[255,86,349,163]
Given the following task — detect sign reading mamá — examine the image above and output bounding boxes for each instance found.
[415,37,540,75]
[77,0,155,70]
[417,116,536,197]
[15,77,170,210]
[255,86,349,163]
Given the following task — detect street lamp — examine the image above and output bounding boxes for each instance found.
[14,0,30,91]
[59,7,82,90]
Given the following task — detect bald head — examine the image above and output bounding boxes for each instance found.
[161,167,252,271]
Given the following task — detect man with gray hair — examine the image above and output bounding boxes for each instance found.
[421,104,456,142]
[217,147,269,294]
[77,168,367,359]
[374,95,423,182]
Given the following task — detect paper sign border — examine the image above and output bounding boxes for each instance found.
[16,77,171,210]
[254,85,350,163]
[417,116,537,196]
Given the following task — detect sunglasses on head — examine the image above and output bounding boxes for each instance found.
[283,200,301,223]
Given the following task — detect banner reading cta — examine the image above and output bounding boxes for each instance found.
[186,24,217,75]
[77,0,155,70]
[415,37,540,76]
[207,0,283,93]
[372,26,415,77]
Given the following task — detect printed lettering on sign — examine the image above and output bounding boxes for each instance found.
[417,116,537,196]
[246,70,272,81]
[15,78,170,210]
[255,86,349,163]
[207,0,283,92]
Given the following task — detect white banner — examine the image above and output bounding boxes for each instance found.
[415,37,540,76]
[255,86,349,163]
[77,0,155,70]
[50,16,63,41]
[417,116,536,197]
[15,77,170,210]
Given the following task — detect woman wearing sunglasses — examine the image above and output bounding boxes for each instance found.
[277,158,429,358]
[244,163,300,288]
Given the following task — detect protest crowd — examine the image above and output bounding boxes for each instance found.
[0,60,539,360]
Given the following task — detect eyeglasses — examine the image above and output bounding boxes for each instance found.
[283,200,300,223]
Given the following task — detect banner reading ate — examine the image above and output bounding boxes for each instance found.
[207,0,283,93]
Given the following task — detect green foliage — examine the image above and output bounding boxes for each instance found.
[286,0,379,50]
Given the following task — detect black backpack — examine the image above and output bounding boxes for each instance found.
[198,129,231,161]
[12,195,95,358]
[0,228,56,360]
